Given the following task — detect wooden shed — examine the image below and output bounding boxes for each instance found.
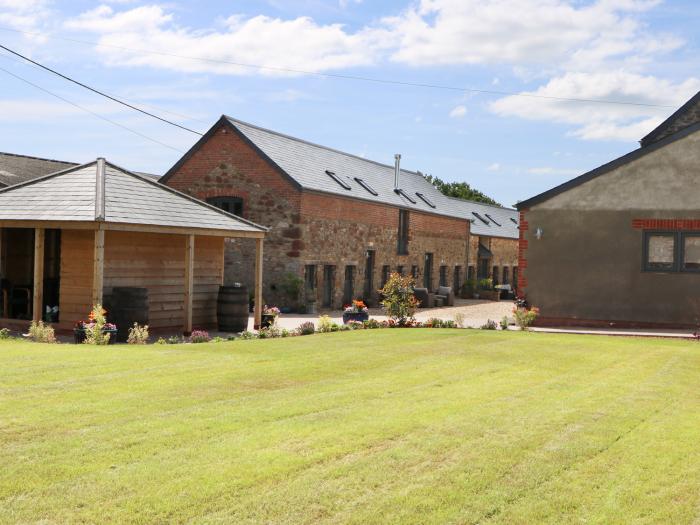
[0,158,267,333]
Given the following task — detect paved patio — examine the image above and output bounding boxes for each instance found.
[247,298,515,331]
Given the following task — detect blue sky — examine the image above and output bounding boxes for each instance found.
[0,0,699,206]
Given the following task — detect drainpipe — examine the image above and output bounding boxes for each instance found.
[394,154,401,189]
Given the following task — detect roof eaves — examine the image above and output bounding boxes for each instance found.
[639,90,700,148]
[516,120,700,210]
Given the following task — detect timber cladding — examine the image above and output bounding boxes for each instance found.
[58,230,224,332]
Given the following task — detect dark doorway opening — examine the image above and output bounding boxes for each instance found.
[423,253,433,291]
[322,265,335,308]
[342,265,355,306]
[363,250,375,305]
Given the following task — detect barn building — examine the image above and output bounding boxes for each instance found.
[161,116,519,309]
[517,91,700,328]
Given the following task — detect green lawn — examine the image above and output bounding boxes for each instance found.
[2,331,700,524]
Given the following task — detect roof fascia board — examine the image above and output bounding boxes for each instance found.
[517,120,700,210]
[640,91,700,147]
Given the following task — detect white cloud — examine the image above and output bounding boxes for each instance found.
[487,163,500,171]
[0,0,50,33]
[449,105,467,118]
[491,72,700,141]
[381,0,676,71]
[64,5,385,76]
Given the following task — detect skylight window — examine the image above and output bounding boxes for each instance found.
[472,212,489,225]
[510,217,518,225]
[394,188,416,204]
[354,177,378,196]
[326,170,351,190]
[415,192,436,208]
[485,213,501,226]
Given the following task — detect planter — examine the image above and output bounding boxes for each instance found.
[261,314,277,329]
[342,311,369,324]
[478,290,501,302]
[74,328,118,345]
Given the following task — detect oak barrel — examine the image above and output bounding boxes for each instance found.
[217,285,249,332]
[109,287,149,342]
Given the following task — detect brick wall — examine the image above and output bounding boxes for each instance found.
[517,210,529,296]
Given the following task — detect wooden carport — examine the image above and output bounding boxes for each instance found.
[0,158,267,333]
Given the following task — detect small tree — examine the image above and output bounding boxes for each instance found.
[380,273,419,326]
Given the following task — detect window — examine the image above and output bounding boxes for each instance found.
[513,267,518,290]
[354,178,378,196]
[326,170,351,190]
[207,196,243,217]
[472,212,489,225]
[644,232,676,271]
[397,210,410,255]
[453,266,462,291]
[439,265,448,287]
[363,250,375,304]
[381,265,391,288]
[502,266,509,285]
[343,266,355,305]
[397,265,404,276]
[492,266,499,285]
[424,253,434,291]
[683,234,700,271]
[395,188,417,204]
[415,192,436,208]
[467,265,475,281]
[485,214,501,226]
[411,265,418,279]
[643,231,700,272]
[305,265,317,293]
[322,265,335,308]
[510,217,518,225]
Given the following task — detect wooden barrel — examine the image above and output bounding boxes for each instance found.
[109,287,149,342]
[217,285,249,332]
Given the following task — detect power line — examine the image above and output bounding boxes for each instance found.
[0,65,186,153]
[0,26,677,109]
[0,43,203,135]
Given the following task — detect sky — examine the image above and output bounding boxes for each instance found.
[0,0,699,207]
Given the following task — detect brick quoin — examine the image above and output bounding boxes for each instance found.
[517,209,529,296]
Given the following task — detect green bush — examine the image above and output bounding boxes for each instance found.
[127,323,149,345]
[480,319,498,330]
[296,322,316,336]
[380,273,419,326]
[28,321,57,344]
[0,328,11,340]
[500,316,510,330]
[513,307,540,331]
[318,315,341,333]
[478,278,493,291]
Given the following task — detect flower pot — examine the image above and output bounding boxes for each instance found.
[261,314,277,329]
[342,311,369,324]
[74,328,118,345]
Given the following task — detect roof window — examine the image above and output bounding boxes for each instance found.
[415,192,436,208]
[485,213,501,226]
[472,212,489,225]
[354,177,378,196]
[326,170,351,190]
[510,217,518,225]
[394,188,416,204]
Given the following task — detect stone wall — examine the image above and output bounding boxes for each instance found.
[300,191,470,307]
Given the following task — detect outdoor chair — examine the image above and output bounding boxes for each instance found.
[413,287,434,308]
[435,286,455,307]
[9,285,32,319]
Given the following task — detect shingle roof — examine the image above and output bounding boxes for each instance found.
[190,116,517,239]
[0,152,77,187]
[0,159,266,234]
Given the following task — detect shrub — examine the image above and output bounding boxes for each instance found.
[480,319,498,330]
[239,330,257,340]
[28,321,57,344]
[425,318,456,329]
[500,316,510,330]
[380,273,419,326]
[189,330,211,343]
[513,307,540,331]
[317,315,338,333]
[453,312,465,328]
[478,278,493,290]
[127,323,149,345]
[83,304,112,345]
[0,328,11,340]
[167,336,181,345]
[347,320,364,330]
[281,328,292,338]
[212,336,226,343]
[155,337,167,345]
[363,318,382,329]
[296,321,316,336]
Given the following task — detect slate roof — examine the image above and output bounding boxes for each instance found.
[164,116,518,239]
[0,159,266,234]
[0,152,77,187]
[640,90,700,147]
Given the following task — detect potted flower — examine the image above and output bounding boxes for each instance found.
[261,305,280,329]
[73,305,118,345]
[342,299,369,324]
[477,278,500,302]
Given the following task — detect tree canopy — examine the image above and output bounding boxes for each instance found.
[420,172,500,206]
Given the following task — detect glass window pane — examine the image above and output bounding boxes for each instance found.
[647,234,675,270]
[684,236,700,270]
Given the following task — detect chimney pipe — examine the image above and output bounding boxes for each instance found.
[394,154,401,189]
